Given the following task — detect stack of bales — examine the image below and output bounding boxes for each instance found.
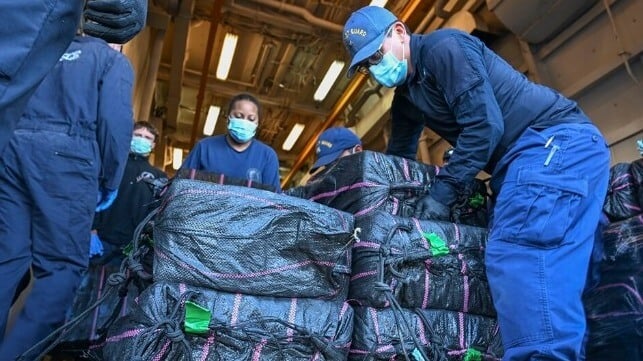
[287,151,503,360]
[584,158,643,360]
[102,177,357,360]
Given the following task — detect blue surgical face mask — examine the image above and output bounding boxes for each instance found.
[369,36,408,88]
[228,117,258,143]
[130,136,153,155]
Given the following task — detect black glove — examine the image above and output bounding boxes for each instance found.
[414,194,450,221]
[84,0,148,44]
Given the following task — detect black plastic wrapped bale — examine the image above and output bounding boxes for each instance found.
[632,158,643,208]
[102,282,354,361]
[584,215,643,351]
[175,167,276,192]
[584,271,642,356]
[600,214,643,270]
[285,151,437,218]
[349,306,503,360]
[603,162,641,222]
[350,211,495,317]
[286,151,488,227]
[153,179,355,299]
[587,341,642,361]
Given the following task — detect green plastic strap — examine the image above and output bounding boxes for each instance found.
[411,348,426,361]
[463,348,482,361]
[184,301,211,335]
[468,193,485,208]
[422,232,449,256]
[122,242,134,256]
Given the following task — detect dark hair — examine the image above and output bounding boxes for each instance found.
[133,121,159,142]
[228,93,262,119]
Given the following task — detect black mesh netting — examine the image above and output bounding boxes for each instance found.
[584,215,643,353]
[349,211,494,317]
[603,162,641,222]
[102,282,354,361]
[285,151,488,228]
[349,306,503,360]
[153,179,355,299]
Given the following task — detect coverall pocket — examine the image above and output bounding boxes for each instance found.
[495,168,587,248]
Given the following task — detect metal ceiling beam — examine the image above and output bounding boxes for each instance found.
[280,0,423,188]
[189,0,225,148]
[158,63,329,117]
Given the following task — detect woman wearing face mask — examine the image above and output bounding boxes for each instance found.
[181,93,281,192]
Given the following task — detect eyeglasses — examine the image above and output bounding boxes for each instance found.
[356,48,384,75]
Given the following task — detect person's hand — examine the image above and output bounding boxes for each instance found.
[415,194,450,221]
[90,232,104,258]
[96,188,118,212]
[83,0,148,44]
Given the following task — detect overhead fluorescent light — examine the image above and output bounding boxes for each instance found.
[172,148,183,170]
[282,123,305,151]
[313,60,345,102]
[216,33,239,80]
[203,105,221,135]
[369,0,388,7]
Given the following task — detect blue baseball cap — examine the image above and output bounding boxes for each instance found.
[343,6,398,77]
[312,127,362,170]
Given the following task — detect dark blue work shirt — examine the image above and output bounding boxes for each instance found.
[181,135,281,192]
[387,29,591,206]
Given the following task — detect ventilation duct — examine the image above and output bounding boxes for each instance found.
[486,0,597,44]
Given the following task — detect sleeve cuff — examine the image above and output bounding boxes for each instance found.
[430,180,458,207]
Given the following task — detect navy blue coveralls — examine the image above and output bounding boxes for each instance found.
[387,29,610,360]
[0,0,83,157]
[0,36,133,360]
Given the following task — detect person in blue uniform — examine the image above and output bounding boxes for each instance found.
[343,6,610,361]
[0,35,134,360]
[181,93,281,192]
[0,0,147,158]
[308,126,363,181]
[93,120,167,253]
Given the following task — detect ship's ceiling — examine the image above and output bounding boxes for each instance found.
[137,0,502,184]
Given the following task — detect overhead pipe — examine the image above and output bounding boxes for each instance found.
[190,0,225,148]
[249,0,343,33]
[165,0,196,130]
[138,26,168,121]
[281,0,423,188]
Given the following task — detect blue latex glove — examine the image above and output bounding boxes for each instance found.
[84,0,148,44]
[96,188,118,212]
[414,194,450,221]
[90,232,104,258]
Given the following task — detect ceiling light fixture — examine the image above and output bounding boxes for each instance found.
[282,123,305,151]
[216,33,239,80]
[172,148,184,170]
[203,105,221,135]
[313,60,345,102]
[369,0,388,7]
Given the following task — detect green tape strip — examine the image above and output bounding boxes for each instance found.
[422,232,449,256]
[184,301,211,335]
[463,348,482,361]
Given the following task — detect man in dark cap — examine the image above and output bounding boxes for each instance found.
[309,127,363,179]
